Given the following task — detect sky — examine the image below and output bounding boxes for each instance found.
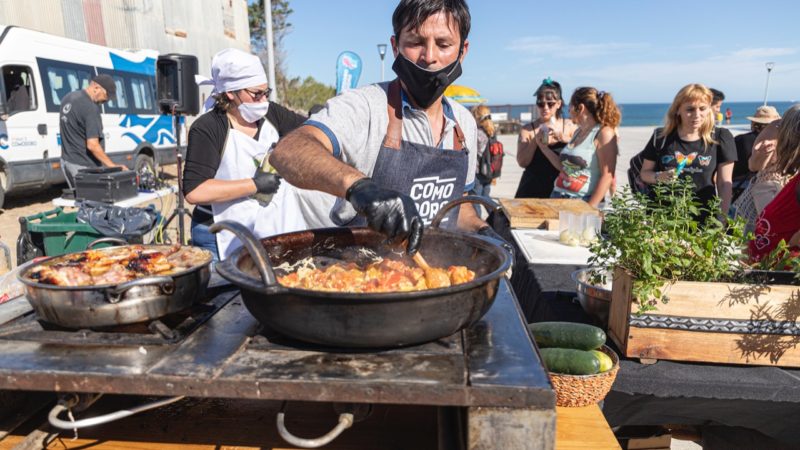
[272,0,799,104]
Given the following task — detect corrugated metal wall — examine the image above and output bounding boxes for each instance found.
[0,0,250,80]
[0,0,66,36]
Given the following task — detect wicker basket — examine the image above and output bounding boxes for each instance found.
[548,345,619,407]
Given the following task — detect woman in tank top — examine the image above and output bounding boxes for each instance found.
[515,78,576,198]
[536,87,621,207]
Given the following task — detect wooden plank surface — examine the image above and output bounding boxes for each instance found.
[608,268,633,353]
[556,404,620,450]
[500,198,599,230]
[611,269,800,367]
[625,327,800,367]
[642,280,800,321]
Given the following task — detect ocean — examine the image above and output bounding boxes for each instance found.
[488,101,797,128]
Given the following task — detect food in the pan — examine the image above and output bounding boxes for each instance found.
[277,258,476,292]
[25,245,211,287]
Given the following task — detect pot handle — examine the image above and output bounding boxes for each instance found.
[430,195,500,229]
[209,220,276,287]
[48,394,184,430]
[87,237,128,249]
[106,276,175,304]
[276,402,354,448]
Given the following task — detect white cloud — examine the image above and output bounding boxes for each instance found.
[507,35,648,59]
[730,48,797,59]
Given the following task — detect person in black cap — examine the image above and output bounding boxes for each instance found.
[58,73,126,189]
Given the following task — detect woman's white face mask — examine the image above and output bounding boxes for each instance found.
[238,101,269,123]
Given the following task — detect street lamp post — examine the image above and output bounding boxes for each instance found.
[763,62,775,106]
[377,44,387,82]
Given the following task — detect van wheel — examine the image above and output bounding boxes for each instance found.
[135,154,156,178]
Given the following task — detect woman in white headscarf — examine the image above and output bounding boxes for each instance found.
[183,48,307,260]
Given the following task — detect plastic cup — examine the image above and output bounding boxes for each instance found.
[558,211,580,246]
[579,214,602,246]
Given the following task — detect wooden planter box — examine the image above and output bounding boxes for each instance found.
[609,267,800,367]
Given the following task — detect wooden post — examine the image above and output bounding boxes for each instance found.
[608,267,633,352]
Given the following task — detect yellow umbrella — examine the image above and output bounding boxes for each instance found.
[444,85,486,105]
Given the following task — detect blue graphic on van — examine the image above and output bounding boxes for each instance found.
[119,115,178,146]
[0,133,8,150]
[120,114,153,128]
[109,53,156,76]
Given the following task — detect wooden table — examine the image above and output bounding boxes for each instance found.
[556,405,620,450]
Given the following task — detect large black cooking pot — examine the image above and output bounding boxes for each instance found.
[212,197,511,348]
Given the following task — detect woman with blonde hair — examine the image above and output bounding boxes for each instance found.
[537,86,620,207]
[470,104,495,213]
[639,83,737,215]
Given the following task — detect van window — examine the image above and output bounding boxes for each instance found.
[2,65,36,114]
[104,73,129,112]
[129,77,154,111]
[37,58,95,113]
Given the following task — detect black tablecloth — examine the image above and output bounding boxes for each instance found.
[489,211,800,445]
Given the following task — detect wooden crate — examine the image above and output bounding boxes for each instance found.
[608,267,800,367]
[499,198,599,229]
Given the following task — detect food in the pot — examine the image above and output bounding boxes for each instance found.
[540,348,601,375]
[528,322,607,351]
[277,258,476,292]
[26,245,210,287]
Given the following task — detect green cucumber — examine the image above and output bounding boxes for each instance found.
[528,321,606,350]
[540,348,600,375]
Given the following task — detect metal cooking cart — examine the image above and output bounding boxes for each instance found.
[0,279,556,449]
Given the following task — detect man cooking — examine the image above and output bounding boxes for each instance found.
[271,0,509,255]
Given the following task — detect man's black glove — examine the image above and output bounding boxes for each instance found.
[346,177,423,254]
[477,225,515,267]
[252,172,281,194]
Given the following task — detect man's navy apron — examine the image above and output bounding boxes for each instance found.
[333,79,470,228]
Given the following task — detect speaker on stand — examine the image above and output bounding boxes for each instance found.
[156,54,199,245]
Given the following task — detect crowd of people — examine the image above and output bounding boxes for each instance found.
[95,0,792,267]
[508,78,800,262]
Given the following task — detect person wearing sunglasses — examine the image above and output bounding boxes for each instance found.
[515,78,576,198]
[183,48,307,260]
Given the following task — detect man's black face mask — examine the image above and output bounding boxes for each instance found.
[392,49,463,109]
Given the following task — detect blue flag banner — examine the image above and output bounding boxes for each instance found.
[336,51,362,94]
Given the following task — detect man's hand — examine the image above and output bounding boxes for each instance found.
[252,171,281,194]
[346,178,423,254]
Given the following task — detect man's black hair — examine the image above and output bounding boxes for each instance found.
[709,88,725,103]
[392,0,471,44]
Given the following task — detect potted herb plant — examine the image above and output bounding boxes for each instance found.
[590,178,800,367]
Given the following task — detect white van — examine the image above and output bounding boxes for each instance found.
[0,26,181,207]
